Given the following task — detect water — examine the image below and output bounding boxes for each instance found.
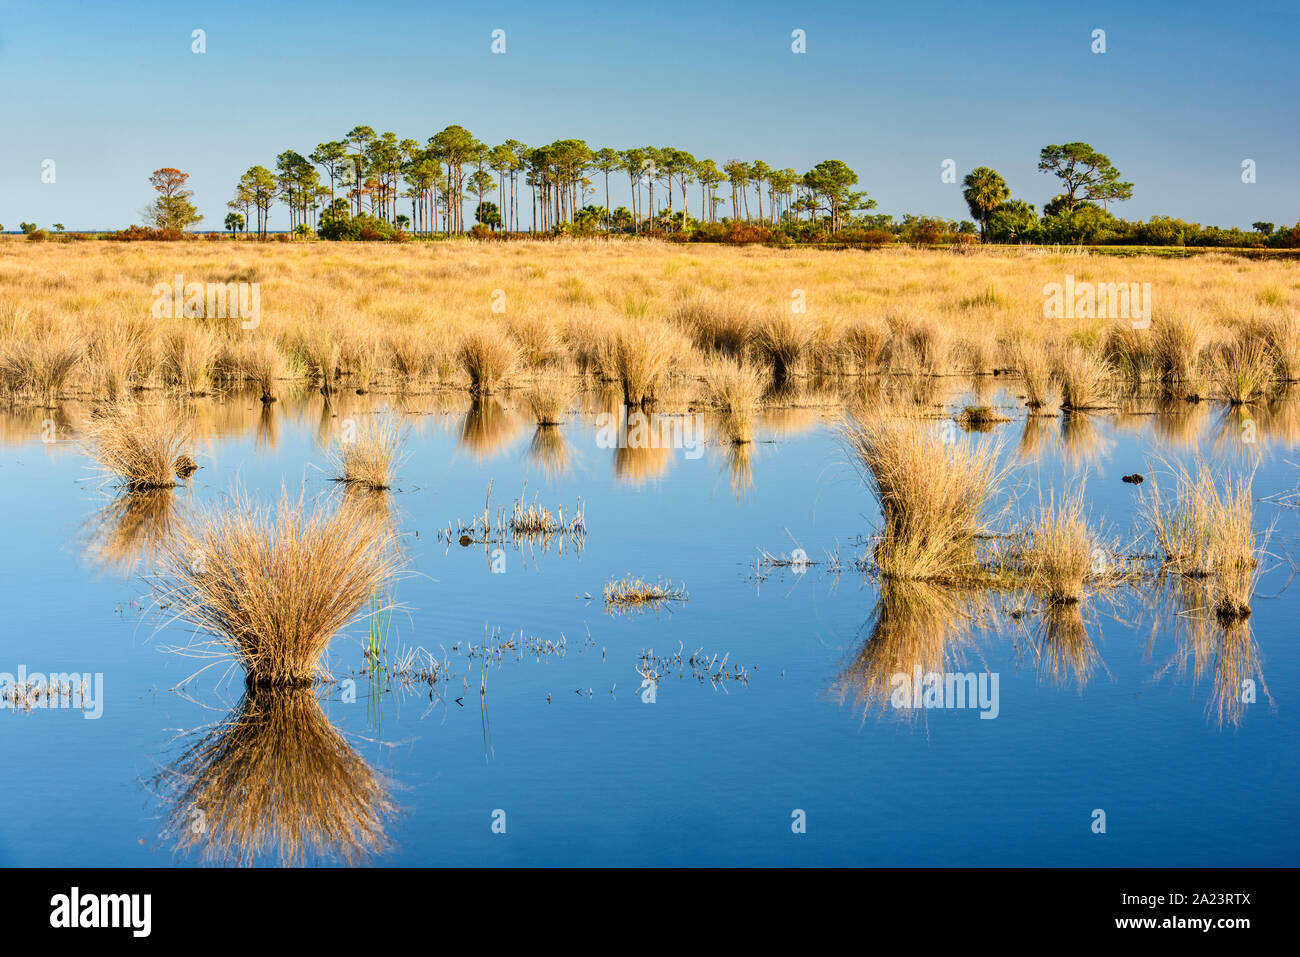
[1,382,1297,866]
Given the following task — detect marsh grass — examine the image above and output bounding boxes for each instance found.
[603,575,688,613]
[1209,337,1275,405]
[0,325,83,406]
[508,495,586,540]
[154,488,404,686]
[613,323,678,406]
[1055,344,1114,411]
[842,416,1009,582]
[702,357,764,443]
[459,328,518,395]
[1010,337,1057,409]
[523,379,573,426]
[1140,460,1260,619]
[1152,313,1208,398]
[1019,492,1095,603]
[85,402,189,490]
[331,415,404,490]
[754,312,813,383]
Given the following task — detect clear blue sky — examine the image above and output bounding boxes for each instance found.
[1,0,1296,230]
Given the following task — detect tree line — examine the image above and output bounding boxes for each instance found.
[225,125,874,239]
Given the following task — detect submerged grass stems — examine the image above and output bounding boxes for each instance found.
[154,488,404,687]
[842,416,1009,582]
[603,575,689,613]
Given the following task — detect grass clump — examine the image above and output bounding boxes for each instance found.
[154,488,404,687]
[603,575,689,613]
[332,416,403,491]
[1209,337,1274,405]
[702,357,764,443]
[1054,344,1114,411]
[842,417,1008,582]
[1010,337,1056,409]
[85,403,190,491]
[1021,492,1094,604]
[1140,461,1259,619]
[459,328,519,396]
[523,379,573,426]
[754,312,813,383]
[613,322,678,406]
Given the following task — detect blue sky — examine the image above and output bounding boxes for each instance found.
[1,0,1296,230]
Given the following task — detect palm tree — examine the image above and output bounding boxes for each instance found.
[962,167,1010,242]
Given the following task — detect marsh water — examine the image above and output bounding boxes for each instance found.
[1,380,1298,867]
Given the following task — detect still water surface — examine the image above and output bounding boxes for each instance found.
[1,384,1297,866]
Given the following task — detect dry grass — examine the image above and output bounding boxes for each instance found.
[332,415,403,490]
[701,357,764,443]
[1010,337,1056,409]
[753,312,813,382]
[85,402,190,490]
[673,292,752,359]
[523,378,573,426]
[1209,337,1275,405]
[0,241,1294,411]
[1054,344,1114,410]
[842,416,1009,582]
[1152,313,1208,398]
[604,575,689,612]
[153,488,403,685]
[1021,492,1094,603]
[1140,461,1258,619]
[613,322,678,406]
[459,327,518,395]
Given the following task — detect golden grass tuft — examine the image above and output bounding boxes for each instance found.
[0,324,83,406]
[85,402,189,491]
[1010,337,1056,409]
[154,488,403,686]
[842,416,1008,582]
[332,415,403,491]
[603,575,689,613]
[1209,337,1274,405]
[701,357,764,443]
[459,327,519,395]
[1021,492,1094,603]
[673,292,752,359]
[523,378,573,426]
[1151,312,1208,398]
[1140,461,1258,619]
[1054,343,1114,410]
[753,311,813,382]
[613,322,678,406]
